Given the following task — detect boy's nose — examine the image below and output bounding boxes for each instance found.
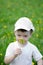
[20,36,24,39]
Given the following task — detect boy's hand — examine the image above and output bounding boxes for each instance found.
[4,48,22,64]
[14,48,22,57]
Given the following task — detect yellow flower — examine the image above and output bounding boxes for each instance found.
[19,39,25,44]
[3,25,7,29]
[11,32,13,34]
[0,53,2,56]
[36,34,39,38]
[32,62,34,65]
[7,33,10,37]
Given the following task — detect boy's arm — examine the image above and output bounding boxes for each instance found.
[4,48,22,64]
[37,59,42,65]
[4,53,18,64]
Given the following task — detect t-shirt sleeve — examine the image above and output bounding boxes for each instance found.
[32,45,42,61]
[5,43,15,57]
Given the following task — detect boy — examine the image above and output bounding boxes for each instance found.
[4,17,42,65]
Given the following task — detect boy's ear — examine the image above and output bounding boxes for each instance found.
[30,29,33,34]
[28,31,32,38]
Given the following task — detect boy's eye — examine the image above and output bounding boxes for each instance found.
[24,35,28,37]
[17,34,21,36]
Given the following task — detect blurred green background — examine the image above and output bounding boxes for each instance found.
[0,0,43,65]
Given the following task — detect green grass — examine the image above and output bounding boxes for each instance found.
[0,0,43,65]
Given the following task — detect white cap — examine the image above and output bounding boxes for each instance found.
[14,17,35,31]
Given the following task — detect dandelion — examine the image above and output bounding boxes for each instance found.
[18,39,25,44]
[7,33,10,37]
[36,21,38,24]
[36,34,39,38]
[3,25,7,29]
[0,53,2,56]
[11,32,13,34]
[32,62,34,65]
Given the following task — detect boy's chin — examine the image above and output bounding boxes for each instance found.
[20,42,25,44]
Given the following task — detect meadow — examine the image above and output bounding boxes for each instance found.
[0,0,43,65]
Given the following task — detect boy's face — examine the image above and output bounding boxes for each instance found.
[15,30,31,44]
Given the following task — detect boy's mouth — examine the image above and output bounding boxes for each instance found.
[18,39,25,44]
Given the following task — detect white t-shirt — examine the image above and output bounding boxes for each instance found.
[5,41,42,65]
